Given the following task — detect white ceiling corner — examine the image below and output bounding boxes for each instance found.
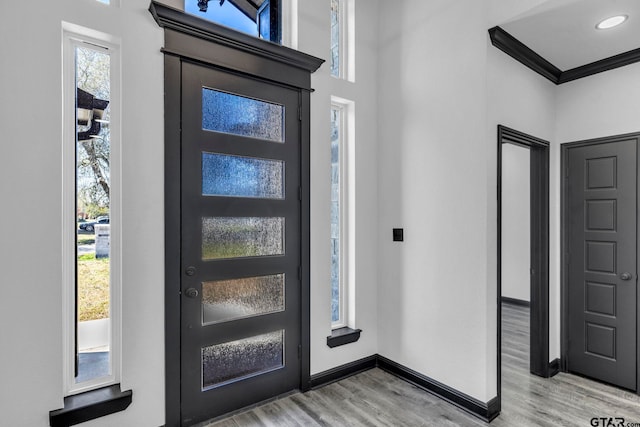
[499,0,640,70]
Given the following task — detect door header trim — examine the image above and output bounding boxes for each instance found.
[149,1,324,78]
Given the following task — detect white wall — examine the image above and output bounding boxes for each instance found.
[301,0,380,375]
[0,1,165,426]
[375,0,561,403]
[501,144,531,302]
[556,62,640,142]
[377,0,493,401]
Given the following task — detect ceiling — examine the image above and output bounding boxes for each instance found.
[497,0,640,72]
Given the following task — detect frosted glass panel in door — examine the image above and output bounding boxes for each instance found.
[202,274,285,325]
[202,217,285,260]
[201,330,284,389]
[202,88,284,142]
[202,152,284,199]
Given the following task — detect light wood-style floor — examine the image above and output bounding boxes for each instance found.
[203,303,640,426]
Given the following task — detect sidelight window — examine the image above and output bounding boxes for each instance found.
[330,98,354,329]
[63,29,121,395]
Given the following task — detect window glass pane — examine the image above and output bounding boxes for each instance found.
[202,88,284,142]
[202,217,285,260]
[202,152,284,199]
[202,330,284,389]
[330,0,340,77]
[184,0,282,43]
[185,0,258,37]
[202,274,285,325]
[75,45,111,383]
[258,4,270,40]
[330,107,341,323]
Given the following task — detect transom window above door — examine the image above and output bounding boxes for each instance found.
[185,0,281,43]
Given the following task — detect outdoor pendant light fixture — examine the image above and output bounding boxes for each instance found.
[197,0,225,12]
[596,15,628,30]
[77,88,109,141]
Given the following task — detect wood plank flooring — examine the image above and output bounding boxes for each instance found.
[202,303,640,426]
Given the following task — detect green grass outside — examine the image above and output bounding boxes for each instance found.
[77,255,110,321]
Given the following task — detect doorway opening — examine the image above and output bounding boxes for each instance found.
[497,125,551,407]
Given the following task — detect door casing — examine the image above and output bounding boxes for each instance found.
[497,125,551,412]
[561,132,640,393]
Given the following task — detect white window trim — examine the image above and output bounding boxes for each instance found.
[281,0,298,50]
[62,24,122,396]
[346,0,355,81]
[331,97,355,330]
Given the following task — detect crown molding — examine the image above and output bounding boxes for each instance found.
[489,26,640,85]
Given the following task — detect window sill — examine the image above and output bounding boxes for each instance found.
[327,327,362,348]
[49,384,132,427]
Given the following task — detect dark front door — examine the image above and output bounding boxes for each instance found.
[566,137,637,390]
[180,61,302,424]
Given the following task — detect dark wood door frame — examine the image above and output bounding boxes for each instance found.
[150,3,323,426]
[497,125,551,408]
[561,132,640,393]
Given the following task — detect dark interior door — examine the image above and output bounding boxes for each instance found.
[566,138,637,390]
[180,61,302,425]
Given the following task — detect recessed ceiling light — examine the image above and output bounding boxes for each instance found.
[596,15,628,30]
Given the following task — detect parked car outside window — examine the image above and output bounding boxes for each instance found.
[78,217,109,233]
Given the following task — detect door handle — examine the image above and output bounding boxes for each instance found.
[620,272,633,281]
[185,287,199,298]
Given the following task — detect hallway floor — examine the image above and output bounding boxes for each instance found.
[202,303,640,426]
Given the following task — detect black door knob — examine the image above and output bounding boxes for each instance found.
[185,288,199,298]
[620,272,632,281]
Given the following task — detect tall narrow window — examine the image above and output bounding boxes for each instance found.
[75,44,112,385]
[331,101,354,328]
[330,0,341,77]
[330,105,341,325]
[330,97,355,333]
[64,28,121,395]
[330,0,354,80]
